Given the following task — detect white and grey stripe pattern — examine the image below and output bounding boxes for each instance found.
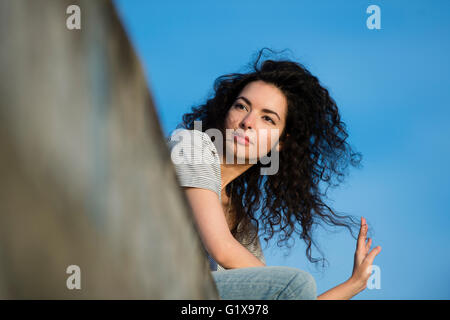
[166,128,222,201]
[166,128,265,271]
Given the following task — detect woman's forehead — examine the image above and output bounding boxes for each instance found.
[237,82,287,120]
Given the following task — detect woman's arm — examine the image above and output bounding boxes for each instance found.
[184,187,265,269]
[219,236,266,269]
[317,278,363,300]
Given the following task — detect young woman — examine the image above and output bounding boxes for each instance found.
[167,48,381,300]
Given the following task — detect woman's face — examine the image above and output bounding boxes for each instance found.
[223,80,288,164]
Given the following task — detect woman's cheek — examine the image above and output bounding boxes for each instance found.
[255,130,270,157]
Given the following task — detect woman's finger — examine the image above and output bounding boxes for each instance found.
[364,245,382,266]
[366,237,372,252]
[357,217,368,251]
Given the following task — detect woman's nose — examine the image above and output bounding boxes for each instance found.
[240,113,254,130]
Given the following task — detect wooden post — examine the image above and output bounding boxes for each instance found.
[0,0,218,299]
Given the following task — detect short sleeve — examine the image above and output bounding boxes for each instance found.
[167,129,221,200]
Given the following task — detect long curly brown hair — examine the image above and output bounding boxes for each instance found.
[177,47,364,269]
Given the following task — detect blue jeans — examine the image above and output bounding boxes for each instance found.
[211,266,317,300]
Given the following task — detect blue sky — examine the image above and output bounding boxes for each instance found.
[113,0,450,299]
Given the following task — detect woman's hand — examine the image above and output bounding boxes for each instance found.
[317,217,382,300]
[349,217,381,293]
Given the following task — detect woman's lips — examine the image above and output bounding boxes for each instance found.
[233,133,250,145]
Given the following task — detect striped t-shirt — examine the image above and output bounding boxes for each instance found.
[166,128,266,271]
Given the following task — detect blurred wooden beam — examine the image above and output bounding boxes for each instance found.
[0,0,218,299]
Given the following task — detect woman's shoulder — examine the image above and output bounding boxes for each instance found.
[167,127,209,138]
[166,128,222,199]
[167,128,212,145]
[167,128,218,155]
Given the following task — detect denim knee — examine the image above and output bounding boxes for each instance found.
[280,268,317,300]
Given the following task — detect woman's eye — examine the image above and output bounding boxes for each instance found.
[263,116,275,124]
[235,103,246,110]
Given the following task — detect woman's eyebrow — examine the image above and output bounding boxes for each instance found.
[236,96,281,121]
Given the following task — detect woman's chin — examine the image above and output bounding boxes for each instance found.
[223,140,260,164]
[234,148,260,164]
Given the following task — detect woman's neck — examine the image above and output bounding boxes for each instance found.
[219,153,253,192]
